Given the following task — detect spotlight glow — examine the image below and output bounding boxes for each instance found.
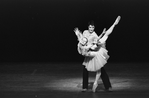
[44,77,135,92]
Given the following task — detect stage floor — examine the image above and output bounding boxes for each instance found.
[0,62,149,98]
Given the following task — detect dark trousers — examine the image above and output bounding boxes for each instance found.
[100,67,112,89]
[82,66,111,89]
[82,66,89,89]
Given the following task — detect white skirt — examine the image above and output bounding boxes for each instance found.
[82,47,109,72]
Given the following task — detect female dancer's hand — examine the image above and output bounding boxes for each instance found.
[74,27,83,41]
[74,27,79,32]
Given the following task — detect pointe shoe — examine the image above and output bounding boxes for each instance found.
[114,16,121,25]
[92,83,98,92]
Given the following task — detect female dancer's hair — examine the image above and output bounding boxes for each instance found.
[80,37,88,46]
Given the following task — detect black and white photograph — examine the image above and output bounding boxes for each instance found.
[0,0,149,98]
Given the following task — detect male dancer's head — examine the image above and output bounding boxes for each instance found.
[88,21,95,33]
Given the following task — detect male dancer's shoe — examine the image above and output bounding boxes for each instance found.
[105,87,112,92]
[82,88,88,92]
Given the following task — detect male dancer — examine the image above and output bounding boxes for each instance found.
[82,23,112,92]
[76,16,121,92]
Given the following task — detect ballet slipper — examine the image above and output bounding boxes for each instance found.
[92,83,98,92]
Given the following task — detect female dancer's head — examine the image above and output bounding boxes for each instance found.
[80,37,88,46]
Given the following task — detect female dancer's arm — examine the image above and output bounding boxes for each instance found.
[74,28,82,41]
[77,43,82,54]
[98,28,106,39]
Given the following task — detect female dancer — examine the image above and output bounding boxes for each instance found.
[75,16,121,92]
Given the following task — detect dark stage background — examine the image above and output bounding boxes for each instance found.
[0,0,149,63]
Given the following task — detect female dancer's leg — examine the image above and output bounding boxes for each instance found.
[92,70,101,92]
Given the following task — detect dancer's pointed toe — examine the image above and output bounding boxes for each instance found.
[92,83,98,92]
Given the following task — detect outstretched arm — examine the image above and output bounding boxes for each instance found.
[74,27,82,41]
[98,28,106,39]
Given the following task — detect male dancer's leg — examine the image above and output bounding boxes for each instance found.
[100,67,112,89]
[82,66,89,89]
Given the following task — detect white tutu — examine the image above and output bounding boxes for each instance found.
[82,47,109,72]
